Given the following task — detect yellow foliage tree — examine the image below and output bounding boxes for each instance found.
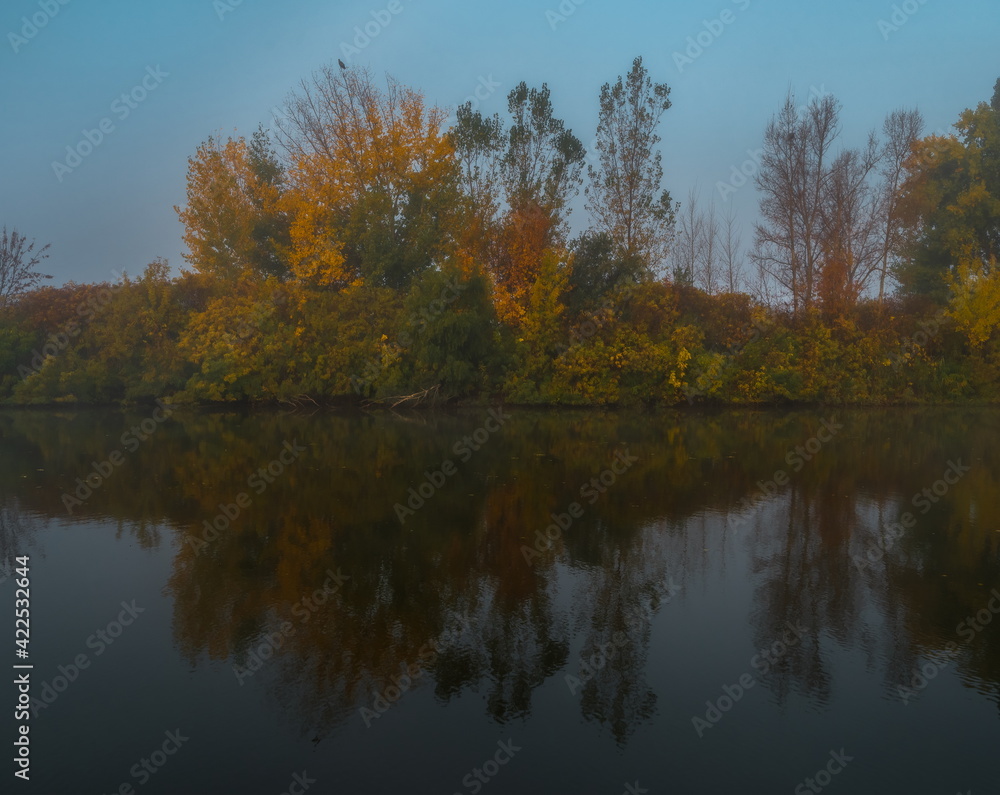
[175,128,288,281]
[277,65,461,290]
[948,251,1000,347]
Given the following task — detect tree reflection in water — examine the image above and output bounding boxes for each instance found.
[2,406,999,740]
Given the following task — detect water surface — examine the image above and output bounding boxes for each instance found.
[2,407,998,794]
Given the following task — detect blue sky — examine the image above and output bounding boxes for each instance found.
[1,0,998,286]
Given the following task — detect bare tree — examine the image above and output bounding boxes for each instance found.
[671,188,703,285]
[697,200,719,295]
[817,133,884,314]
[752,92,841,318]
[720,204,744,294]
[753,93,925,315]
[747,256,776,306]
[875,108,924,301]
[670,194,742,296]
[0,228,51,309]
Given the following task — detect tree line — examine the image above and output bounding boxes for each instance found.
[1,60,999,406]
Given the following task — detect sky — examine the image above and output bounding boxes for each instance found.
[1,0,998,287]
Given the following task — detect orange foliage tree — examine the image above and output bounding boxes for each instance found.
[276,64,462,291]
[451,82,585,326]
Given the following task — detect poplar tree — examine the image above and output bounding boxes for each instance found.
[586,56,677,279]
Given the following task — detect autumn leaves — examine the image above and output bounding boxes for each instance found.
[7,57,1000,406]
[163,57,684,403]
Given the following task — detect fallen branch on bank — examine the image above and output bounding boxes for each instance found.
[362,384,441,409]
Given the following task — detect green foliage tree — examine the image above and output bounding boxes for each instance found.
[397,265,501,397]
[502,81,586,228]
[12,261,189,403]
[452,82,585,325]
[10,60,1000,409]
[897,78,1000,307]
[586,56,677,277]
[565,231,641,315]
[448,102,506,243]
[246,126,292,279]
